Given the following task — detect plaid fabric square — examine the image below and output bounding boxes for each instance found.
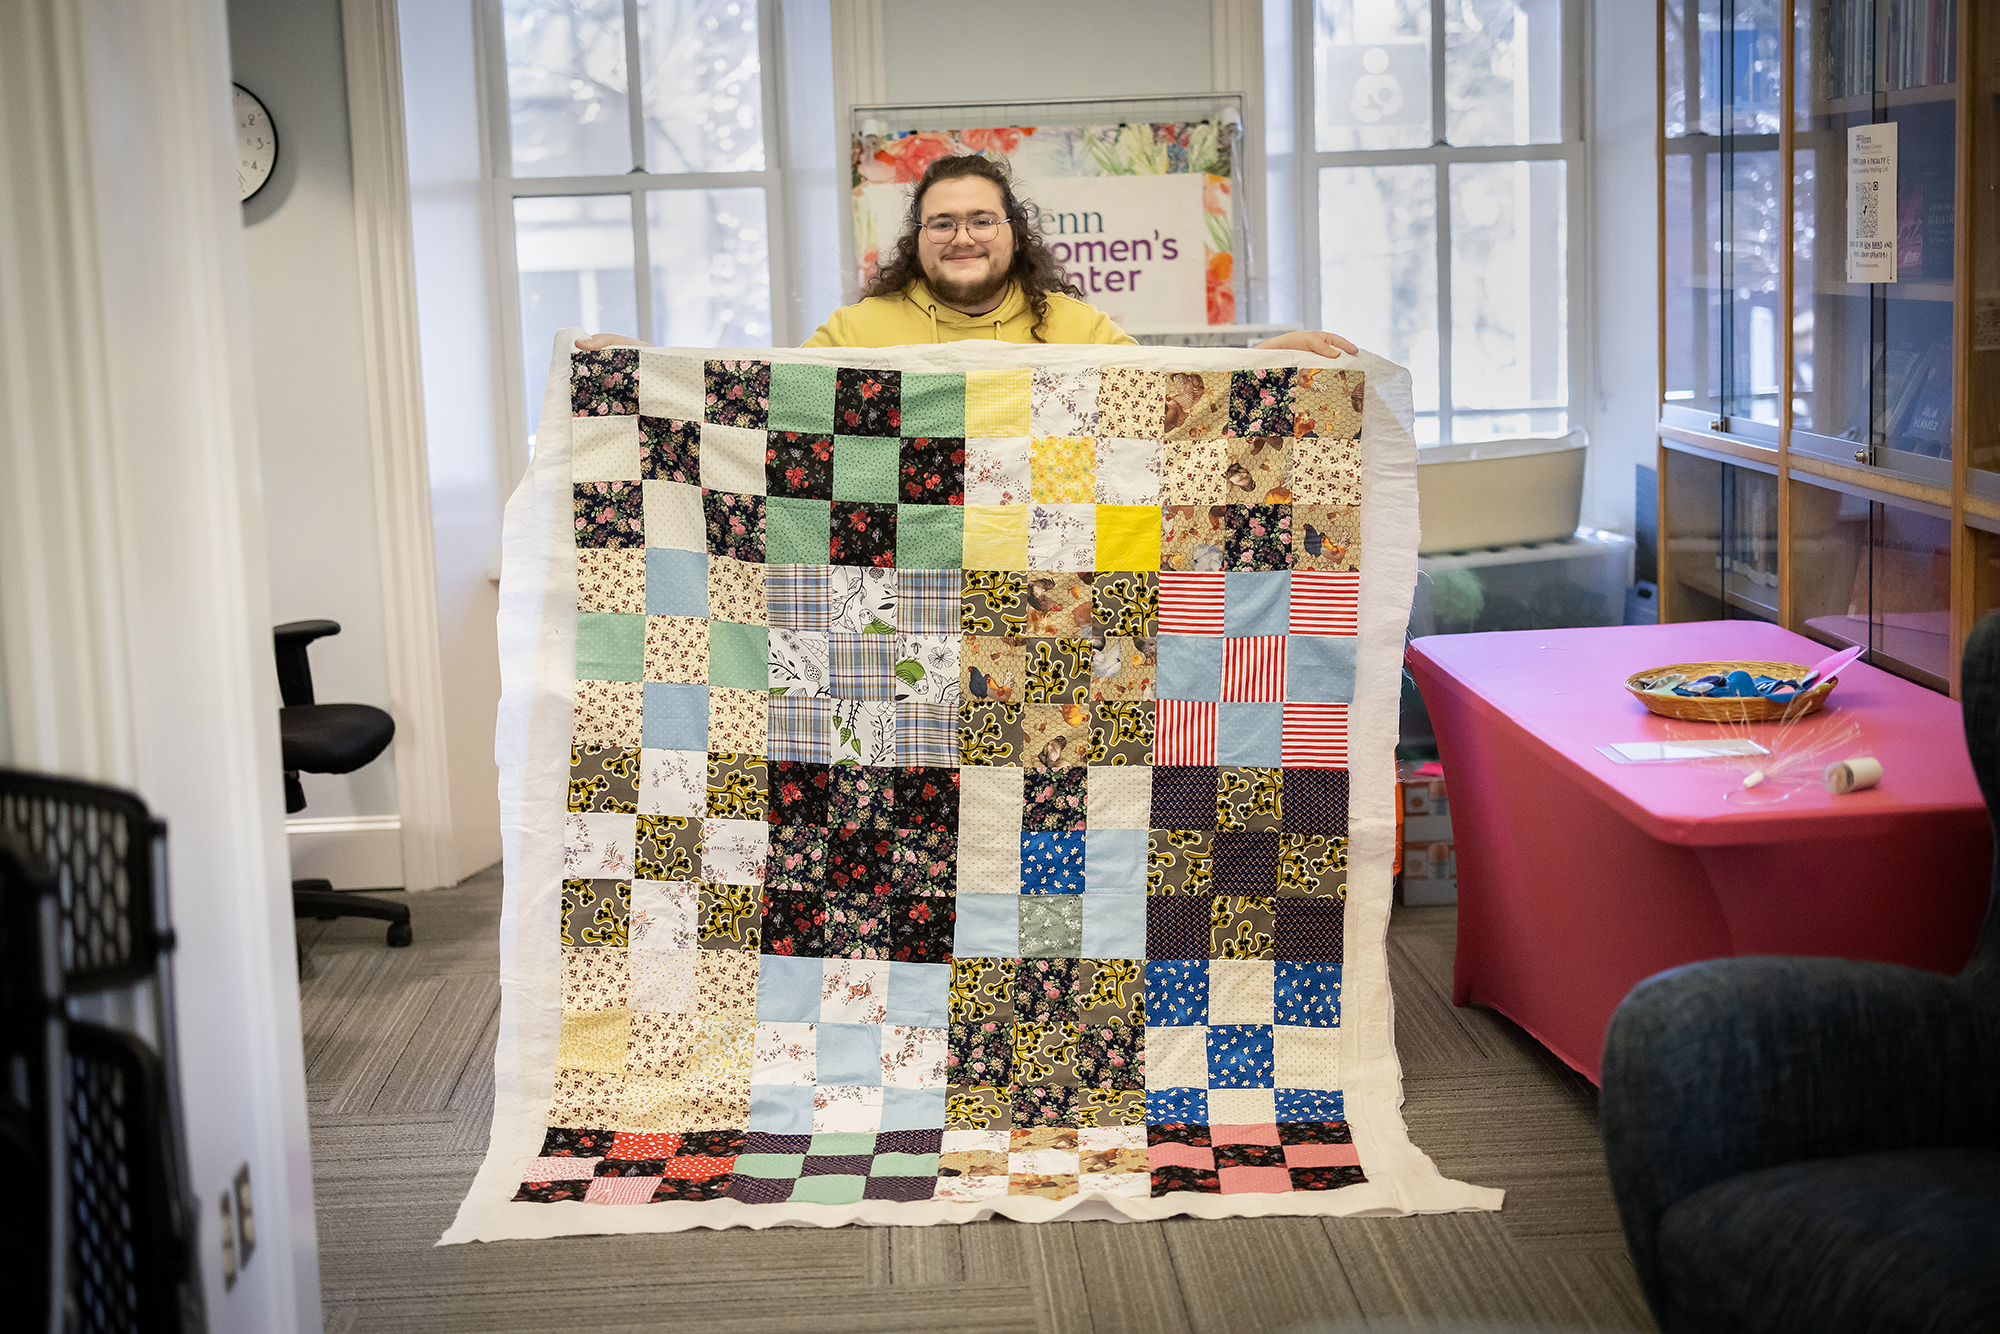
[767,564,833,631]
[1153,701,1217,766]
[896,704,958,766]
[829,632,896,701]
[767,697,831,763]
[897,569,963,634]
[1220,637,1286,704]
[1281,704,1349,767]
[1290,571,1360,635]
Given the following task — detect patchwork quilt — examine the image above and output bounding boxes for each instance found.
[442,336,1499,1240]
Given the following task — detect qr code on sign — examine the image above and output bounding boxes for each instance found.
[1854,180,1879,239]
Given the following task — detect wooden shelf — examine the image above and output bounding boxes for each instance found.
[1812,82,1960,116]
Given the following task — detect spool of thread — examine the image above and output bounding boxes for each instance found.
[1823,757,1883,795]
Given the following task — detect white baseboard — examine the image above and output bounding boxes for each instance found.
[286,814,404,889]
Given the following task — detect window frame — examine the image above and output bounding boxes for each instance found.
[1291,0,1588,445]
[474,0,797,474]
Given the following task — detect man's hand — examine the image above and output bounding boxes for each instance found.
[574,332,652,352]
[1256,330,1359,358]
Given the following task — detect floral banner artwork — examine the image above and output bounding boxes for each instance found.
[441,334,1501,1242]
[851,123,1239,328]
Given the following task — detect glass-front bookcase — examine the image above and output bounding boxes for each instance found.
[1659,0,1996,695]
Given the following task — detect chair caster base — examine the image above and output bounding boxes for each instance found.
[387,922,413,947]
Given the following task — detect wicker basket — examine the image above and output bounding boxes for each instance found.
[1624,659,1838,723]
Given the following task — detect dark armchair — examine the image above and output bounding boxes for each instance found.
[276,620,411,947]
[1599,615,2000,1332]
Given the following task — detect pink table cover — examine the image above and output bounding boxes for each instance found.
[1407,620,1991,1084]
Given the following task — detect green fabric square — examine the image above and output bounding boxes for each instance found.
[1019,897,1083,957]
[789,1173,866,1205]
[733,1153,807,1178]
[869,1152,940,1178]
[576,612,644,681]
[808,1132,876,1156]
[833,436,900,502]
[769,363,836,432]
[708,621,769,688]
[766,496,831,564]
[895,504,964,569]
[901,373,965,437]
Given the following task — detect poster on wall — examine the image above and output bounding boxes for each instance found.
[1846,122,1898,284]
[851,122,1238,327]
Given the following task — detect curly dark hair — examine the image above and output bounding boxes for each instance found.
[861,153,1082,342]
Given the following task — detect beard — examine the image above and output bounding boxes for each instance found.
[926,258,1011,309]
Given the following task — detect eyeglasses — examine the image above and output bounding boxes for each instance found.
[921,213,1010,243]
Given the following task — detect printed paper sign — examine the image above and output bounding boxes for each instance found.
[1846,123,1898,284]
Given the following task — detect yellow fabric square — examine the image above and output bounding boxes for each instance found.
[1095,506,1162,570]
[1031,436,1096,503]
[962,505,1029,570]
[967,370,1031,437]
[557,1008,632,1073]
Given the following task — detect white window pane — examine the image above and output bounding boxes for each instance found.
[1445,0,1563,147]
[1450,161,1567,424]
[636,0,767,173]
[503,0,634,178]
[514,194,638,430]
[647,189,771,348]
[1314,0,1432,153]
[1320,165,1439,437]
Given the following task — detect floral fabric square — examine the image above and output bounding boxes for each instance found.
[1031,436,1096,504]
[569,744,640,813]
[1023,767,1088,832]
[835,367,901,435]
[705,359,769,429]
[703,491,766,563]
[577,548,646,614]
[573,347,638,416]
[830,502,896,568]
[899,437,965,505]
[1030,368,1099,436]
[642,418,700,485]
[767,431,833,498]
[1086,703,1154,767]
[1097,368,1165,438]
[707,555,766,625]
[1229,368,1295,438]
[575,481,645,549]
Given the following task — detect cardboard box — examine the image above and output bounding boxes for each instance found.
[1398,762,1458,905]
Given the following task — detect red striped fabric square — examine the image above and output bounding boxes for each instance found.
[1282,704,1349,767]
[1154,700,1218,765]
[1221,636,1287,703]
[1158,571,1226,636]
[1290,571,1360,636]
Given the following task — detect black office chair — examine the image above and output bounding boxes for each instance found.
[1599,613,2000,1332]
[275,620,411,947]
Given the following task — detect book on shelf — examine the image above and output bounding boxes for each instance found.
[1819,0,1958,100]
[1896,342,1953,456]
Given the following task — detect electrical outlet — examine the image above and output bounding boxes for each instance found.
[233,1163,256,1265]
[219,1192,237,1290]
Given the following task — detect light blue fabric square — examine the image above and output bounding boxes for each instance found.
[642,682,708,749]
[748,1085,814,1133]
[1080,893,1146,958]
[1084,828,1147,893]
[646,548,708,615]
[816,1022,882,1086]
[1157,634,1223,701]
[754,954,824,1022]
[1224,571,1290,636]
[885,961,950,1027]
[953,895,1019,957]
[880,1086,949,1132]
[1287,634,1358,703]
[1217,703,1283,767]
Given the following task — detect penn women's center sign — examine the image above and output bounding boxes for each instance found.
[852,123,1238,329]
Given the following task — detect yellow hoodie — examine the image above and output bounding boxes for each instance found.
[801,279,1136,347]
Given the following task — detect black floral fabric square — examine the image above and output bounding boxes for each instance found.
[950,1018,1013,1086]
[1011,1083,1079,1129]
[826,825,893,896]
[829,501,896,568]
[829,765,896,829]
[641,417,699,484]
[764,824,826,893]
[1023,767,1088,832]
[835,367,901,435]
[822,888,895,956]
[1228,367,1295,437]
[887,894,953,962]
[895,766,959,831]
[539,1126,615,1156]
[1224,505,1293,571]
[767,760,831,826]
[759,891,826,957]
[574,481,644,548]
[705,359,769,428]
[572,347,637,417]
[899,437,965,505]
[766,431,833,499]
[891,829,956,895]
[1013,957,1080,1024]
[704,491,766,562]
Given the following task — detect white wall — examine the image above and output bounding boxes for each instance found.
[230,0,399,822]
[399,0,505,881]
[1580,0,1659,537]
[879,0,1216,102]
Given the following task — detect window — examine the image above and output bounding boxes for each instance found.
[488,0,790,444]
[1295,0,1581,444]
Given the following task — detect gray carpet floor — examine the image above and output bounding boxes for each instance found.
[297,869,1653,1333]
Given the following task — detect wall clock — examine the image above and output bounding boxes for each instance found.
[234,83,278,203]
